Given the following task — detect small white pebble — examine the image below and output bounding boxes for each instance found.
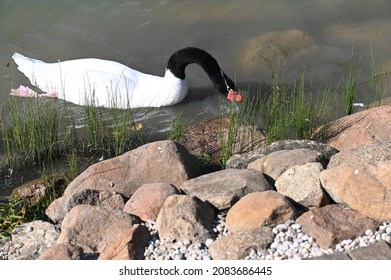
[365,229,374,236]
[205,239,214,247]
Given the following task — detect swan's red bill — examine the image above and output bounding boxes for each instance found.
[227,90,243,103]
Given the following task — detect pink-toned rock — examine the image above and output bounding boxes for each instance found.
[56,205,140,253]
[208,227,274,260]
[156,195,215,243]
[275,162,329,208]
[98,224,151,260]
[226,191,298,232]
[313,105,391,151]
[63,140,200,197]
[296,204,380,249]
[123,183,179,221]
[37,244,83,260]
[248,148,324,180]
[320,160,391,221]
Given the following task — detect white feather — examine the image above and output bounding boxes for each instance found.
[12,53,189,109]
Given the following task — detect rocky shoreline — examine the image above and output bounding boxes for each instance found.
[2,105,391,260]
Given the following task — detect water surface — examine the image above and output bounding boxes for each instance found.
[1,0,391,195]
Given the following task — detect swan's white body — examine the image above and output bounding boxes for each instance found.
[12,53,189,109]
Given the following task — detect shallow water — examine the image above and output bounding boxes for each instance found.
[1,0,391,195]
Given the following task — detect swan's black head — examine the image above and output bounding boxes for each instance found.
[167,47,243,103]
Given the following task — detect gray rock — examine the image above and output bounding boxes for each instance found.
[209,227,274,260]
[46,189,125,224]
[226,139,338,169]
[156,195,215,243]
[180,168,273,210]
[347,240,391,260]
[8,220,60,260]
[327,139,391,168]
[275,162,329,207]
[248,148,325,181]
[309,252,352,260]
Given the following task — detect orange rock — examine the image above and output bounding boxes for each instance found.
[226,191,297,232]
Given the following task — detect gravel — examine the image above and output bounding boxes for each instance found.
[142,211,391,260]
[1,211,390,260]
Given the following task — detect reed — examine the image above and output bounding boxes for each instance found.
[367,44,388,106]
[0,97,59,169]
[168,110,187,143]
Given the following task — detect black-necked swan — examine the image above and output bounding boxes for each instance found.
[10,47,243,109]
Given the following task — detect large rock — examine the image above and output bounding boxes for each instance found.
[296,204,380,249]
[248,148,325,181]
[123,183,179,221]
[275,162,329,208]
[225,191,298,232]
[320,160,391,221]
[8,220,60,260]
[240,29,314,73]
[46,189,125,224]
[56,205,141,253]
[313,105,391,151]
[326,140,391,168]
[226,139,338,169]
[63,140,200,197]
[180,169,273,210]
[98,224,151,260]
[208,227,274,260]
[156,195,215,243]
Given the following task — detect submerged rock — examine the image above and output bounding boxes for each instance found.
[240,29,314,73]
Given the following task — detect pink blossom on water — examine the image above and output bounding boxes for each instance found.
[10,85,39,97]
[10,85,58,98]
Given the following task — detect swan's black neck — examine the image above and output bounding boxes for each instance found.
[166,47,236,96]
